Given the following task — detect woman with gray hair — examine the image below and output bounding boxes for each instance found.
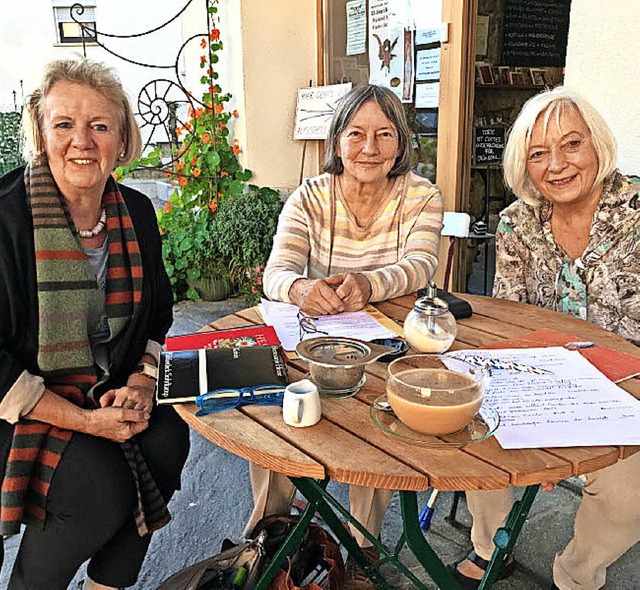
[263,83,443,315]
[0,57,189,589]
[258,84,443,588]
[452,86,640,590]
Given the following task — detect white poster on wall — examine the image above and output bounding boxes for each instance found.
[416,48,440,81]
[293,83,353,140]
[346,0,367,56]
[415,28,440,45]
[369,0,405,98]
[415,82,440,108]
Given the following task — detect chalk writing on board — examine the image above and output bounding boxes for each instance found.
[474,127,505,165]
[502,0,571,67]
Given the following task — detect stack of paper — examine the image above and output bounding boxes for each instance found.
[447,347,640,449]
[258,299,398,352]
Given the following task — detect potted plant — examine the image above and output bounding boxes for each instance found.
[117,0,281,304]
[211,185,283,306]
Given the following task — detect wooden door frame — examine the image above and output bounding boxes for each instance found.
[435,0,477,290]
[316,0,477,290]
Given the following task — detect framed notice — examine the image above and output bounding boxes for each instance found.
[293,83,352,140]
[473,126,505,165]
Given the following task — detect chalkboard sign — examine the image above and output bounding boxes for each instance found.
[474,127,505,165]
[502,0,571,67]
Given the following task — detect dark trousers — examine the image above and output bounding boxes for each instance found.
[6,406,190,590]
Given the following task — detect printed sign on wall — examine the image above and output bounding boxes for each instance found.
[293,83,353,140]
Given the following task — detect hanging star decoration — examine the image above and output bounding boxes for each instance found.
[373,34,399,73]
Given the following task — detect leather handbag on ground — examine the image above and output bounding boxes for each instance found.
[250,514,344,590]
[157,531,267,590]
[157,514,344,590]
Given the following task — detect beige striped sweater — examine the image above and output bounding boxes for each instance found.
[263,171,443,303]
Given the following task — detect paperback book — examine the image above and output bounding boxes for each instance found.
[156,345,288,404]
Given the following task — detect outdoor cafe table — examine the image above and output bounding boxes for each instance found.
[174,293,640,590]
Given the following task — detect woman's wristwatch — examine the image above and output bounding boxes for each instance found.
[136,362,158,381]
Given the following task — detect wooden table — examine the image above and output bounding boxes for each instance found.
[174,294,640,589]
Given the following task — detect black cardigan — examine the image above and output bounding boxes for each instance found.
[0,166,173,404]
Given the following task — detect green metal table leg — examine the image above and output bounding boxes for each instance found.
[253,479,325,590]
[400,491,460,590]
[477,484,540,590]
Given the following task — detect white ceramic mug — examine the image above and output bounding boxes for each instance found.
[282,379,322,427]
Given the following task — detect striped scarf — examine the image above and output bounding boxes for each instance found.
[0,162,169,536]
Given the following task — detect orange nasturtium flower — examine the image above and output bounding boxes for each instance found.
[175,161,185,172]
[200,38,207,49]
[210,28,220,40]
[191,157,198,166]
[178,176,188,187]
[200,55,206,64]
[232,144,241,154]
[233,110,239,118]
[201,132,211,144]
[163,201,172,213]
[219,123,226,131]
[192,168,202,177]
[112,172,121,181]
[220,170,229,177]
[163,170,172,178]
[209,199,218,213]
[214,103,224,115]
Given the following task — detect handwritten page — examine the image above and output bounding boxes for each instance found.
[447,347,640,449]
[259,300,397,352]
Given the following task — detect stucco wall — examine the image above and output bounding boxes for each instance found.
[565,0,640,175]
[239,0,318,193]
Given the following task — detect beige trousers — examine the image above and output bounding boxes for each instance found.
[245,463,394,547]
[465,451,640,590]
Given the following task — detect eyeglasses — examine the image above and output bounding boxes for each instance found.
[195,384,286,416]
[297,311,329,342]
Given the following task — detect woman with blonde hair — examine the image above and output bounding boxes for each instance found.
[0,57,189,589]
[452,86,640,590]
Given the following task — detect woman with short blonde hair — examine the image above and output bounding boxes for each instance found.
[452,87,640,590]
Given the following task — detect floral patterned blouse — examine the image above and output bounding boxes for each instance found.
[493,171,640,346]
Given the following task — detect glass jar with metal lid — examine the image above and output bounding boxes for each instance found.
[403,283,457,353]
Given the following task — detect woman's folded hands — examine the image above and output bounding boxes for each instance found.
[290,273,372,316]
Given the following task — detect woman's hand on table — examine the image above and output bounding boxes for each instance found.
[334,273,372,312]
[289,278,345,316]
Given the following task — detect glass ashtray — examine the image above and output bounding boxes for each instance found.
[370,395,499,449]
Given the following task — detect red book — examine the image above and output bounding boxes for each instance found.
[165,324,281,352]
